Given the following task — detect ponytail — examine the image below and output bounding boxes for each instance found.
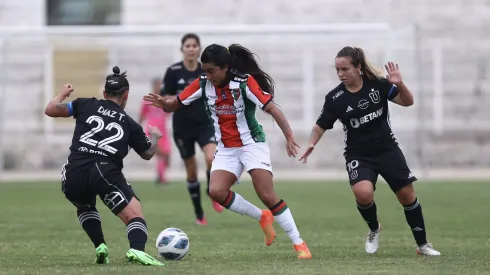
[201,44,275,96]
[227,44,275,96]
[336,46,384,80]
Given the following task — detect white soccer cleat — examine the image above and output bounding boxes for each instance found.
[365,223,382,254]
[416,243,441,256]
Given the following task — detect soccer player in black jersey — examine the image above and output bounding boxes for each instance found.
[160,33,223,225]
[299,47,441,256]
[44,67,164,266]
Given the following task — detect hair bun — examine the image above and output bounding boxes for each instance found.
[112,66,120,75]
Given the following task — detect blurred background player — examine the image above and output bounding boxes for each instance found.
[160,33,224,225]
[145,44,312,259]
[139,78,171,185]
[44,67,165,266]
[299,47,441,256]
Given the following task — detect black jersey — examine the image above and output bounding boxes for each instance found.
[160,61,210,136]
[67,97,151,169]
[316,77,400,155]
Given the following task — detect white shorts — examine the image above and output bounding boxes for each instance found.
[211,142,272,180]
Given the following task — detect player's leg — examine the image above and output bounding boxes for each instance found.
[144,121,168,184]
[175,134,206,224]
[346,158,381,254]
[155,136,171,185]
[155,151,167,184]
[208,147,272,242]
[183,156,207,224]
[241,142,311,259]
[77,204,109,264]
[62,170,109,264]
[118,198,162,266]
[378,146,440,256]
[156,122,171,184]
[197,127,224,213]
[91,161,163,266]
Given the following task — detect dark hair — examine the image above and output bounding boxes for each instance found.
[181,33,201,49]
[201,44,275,96]
[104,66,129,97]
[336,46,384,80]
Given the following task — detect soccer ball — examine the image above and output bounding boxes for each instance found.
[155,227,190,260]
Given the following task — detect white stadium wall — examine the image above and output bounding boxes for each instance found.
[0,0,490,181]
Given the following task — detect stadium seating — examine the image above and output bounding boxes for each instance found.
[1,0,489,173]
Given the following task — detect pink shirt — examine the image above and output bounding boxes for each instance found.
[140,101,169,130]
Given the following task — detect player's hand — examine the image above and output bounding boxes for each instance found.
[286,136,300,158]
[61,83,74,98]
[143,93,166,108]
[298,144,315,164]
[385,61,403,85]
[148,125,163,139]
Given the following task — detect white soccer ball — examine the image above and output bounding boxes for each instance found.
[155,227,189,260]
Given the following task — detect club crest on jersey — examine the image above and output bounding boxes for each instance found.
[358,99,369,109]
[369,89,380,103]
[231,89,241,101]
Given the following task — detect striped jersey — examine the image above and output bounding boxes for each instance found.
[177,73,272,148]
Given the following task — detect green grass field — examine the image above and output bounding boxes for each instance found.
[0,180,489,275]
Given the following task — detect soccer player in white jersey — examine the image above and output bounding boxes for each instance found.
[144,44,311,259]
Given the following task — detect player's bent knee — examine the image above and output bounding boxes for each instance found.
[117,197,143,225]
[396,184,416,205]
[208,185,228,203]
[351,180,374,204]
[209,170,237,203]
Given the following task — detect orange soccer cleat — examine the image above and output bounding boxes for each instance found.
[259,210,276,246]
[294,242,312,259]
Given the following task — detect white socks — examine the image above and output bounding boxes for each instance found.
[271,200,303,245]
[223,191,262,221]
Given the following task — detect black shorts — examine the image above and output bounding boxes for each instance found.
[173,126,216,159]
[61,160,137,215]
[344,146,417,193]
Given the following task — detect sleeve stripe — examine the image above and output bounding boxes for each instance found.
[67,101,74,116]
[246,86,272,105]
[177,78,202,105]
[246,76,272,105]
[179,88,202,105]
[387,85,397,98]
[261,97,272,110]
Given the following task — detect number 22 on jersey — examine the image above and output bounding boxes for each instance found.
[79,115,124,154]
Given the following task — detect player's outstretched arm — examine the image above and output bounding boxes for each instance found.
[143,93,180,113]
[264,103,300,158]
[299,125,326,164]
[44,84,74,117]
[139,126,162,160]
[385,62,414,107]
